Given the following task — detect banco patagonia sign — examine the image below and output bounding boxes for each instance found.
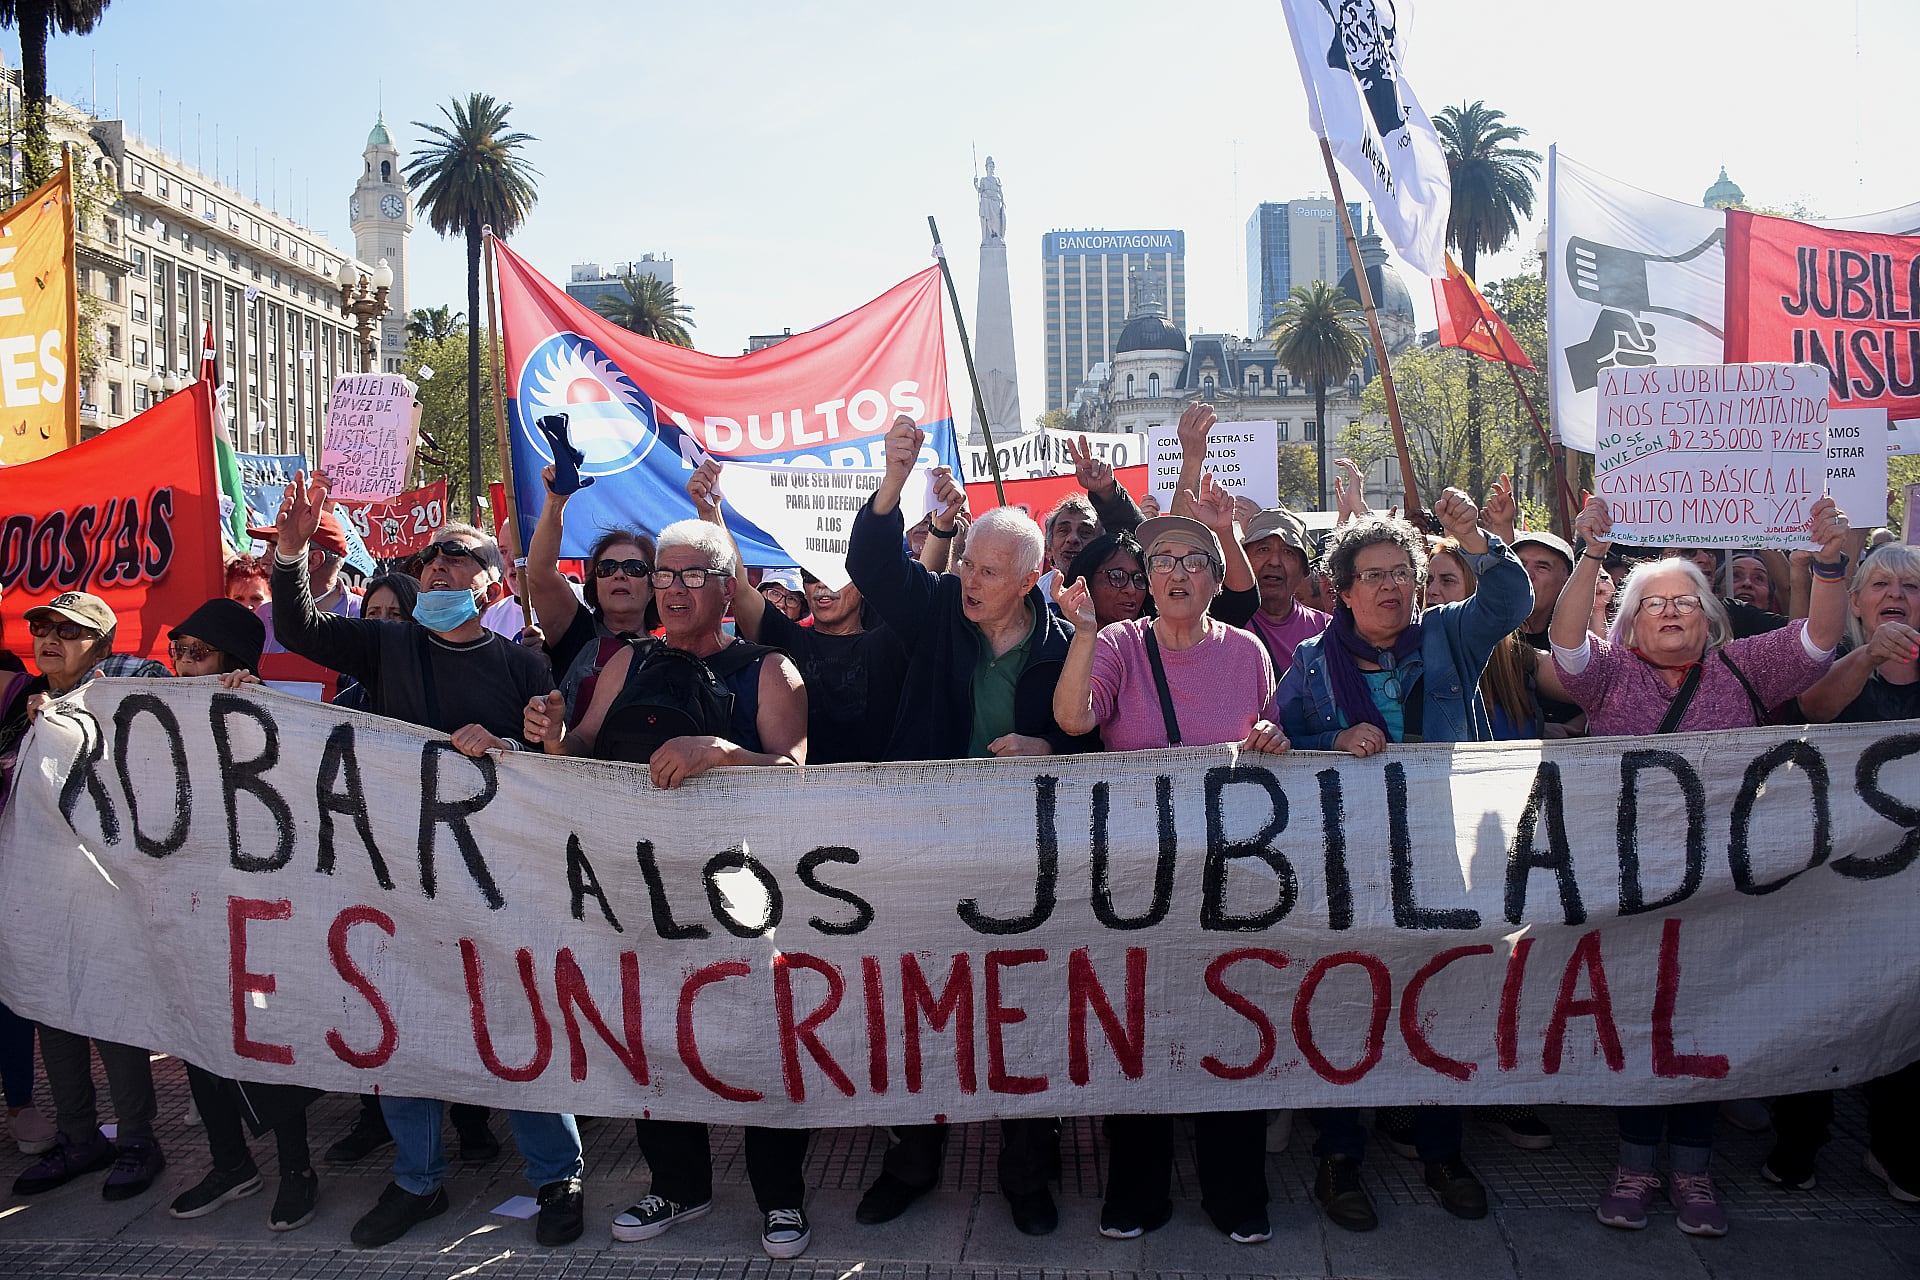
[1043,230,1186,256]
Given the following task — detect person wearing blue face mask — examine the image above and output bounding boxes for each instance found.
[265,471,587,1252]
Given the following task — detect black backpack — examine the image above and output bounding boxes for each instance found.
[595,637,774,763]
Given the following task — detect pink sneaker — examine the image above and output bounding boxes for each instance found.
[1595,1166,1661,1230]
[1668,1171,1728,1237]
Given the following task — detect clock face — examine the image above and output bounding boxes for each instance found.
[381,194,404,220]
[348,197,360,220]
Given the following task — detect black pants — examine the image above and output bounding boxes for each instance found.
[882,1119,1058,1196]
[1774,1058,1920,1179]
[1103,1110,1266,1226]
[635,1119,809,1211]
[185,1065,312,1175]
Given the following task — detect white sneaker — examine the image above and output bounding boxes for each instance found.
[9,1105,55,1156]
[611,1193,711,1242]
[762,1207,810,1258]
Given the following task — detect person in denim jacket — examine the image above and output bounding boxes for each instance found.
[1272,490,1532,1233]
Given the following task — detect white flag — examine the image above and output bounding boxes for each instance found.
[1277,0,1451,276]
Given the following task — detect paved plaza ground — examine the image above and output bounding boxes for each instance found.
[0,1055,1913,1278]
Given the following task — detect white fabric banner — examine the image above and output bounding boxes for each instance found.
[707,462,932,587]
[1277,0,1450,275]
[5,681,1920,1124]
[964,430,1056,483]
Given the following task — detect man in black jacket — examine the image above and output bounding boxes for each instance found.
[845,417,1092,1235]
[267,471,585,1251]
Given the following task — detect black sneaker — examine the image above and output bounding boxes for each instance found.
[1424,1156,1489,1220]
[351,1181,449,1247]
[12,1130,116,1195]
[168,1162,262,1219]
[102,1137,166,1202]
[1313,1155,1378,1232]
[854,1172,928,1225]
[1484,1105,1555,1151]
[611,1193,711,1241]
[1760,1145,1817,1192]
[535,1177,584,1247]
[1226,1211,1272,1244]
[762,1207,811,1259]
[1006,1186,1057,1236]
[1098,1203,1143,1239]
[270,1168,319,1231]
[324,1116,394,1165]
[457,1124,502,1164]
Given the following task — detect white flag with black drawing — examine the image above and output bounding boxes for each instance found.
[1277,0,1450,276]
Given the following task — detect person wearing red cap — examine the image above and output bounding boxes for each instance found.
[247,506,360,655]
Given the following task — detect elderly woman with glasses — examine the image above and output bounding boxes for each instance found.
[1549,493,1850,1240]
[1272,489,1533,1234]
[1052,501,1287,1247]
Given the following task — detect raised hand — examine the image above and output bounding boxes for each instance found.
[884,415,925,480]
[1808,495,1849,561]
[1231,493,1262,527]
[1068,434,1116,496]
[537,413,593,496]
[1184,472,1236,537]
[1334,458,1370,522]
[1433,486,1482,542]
[1573,490,1614,555]
[1051,572,1097,630]
[930,465,968,528]
[687,458,724,518]
[523,690,566,752]
[275,470,331,557]
[1176,401,1215,459]
[1481,473,1518,543]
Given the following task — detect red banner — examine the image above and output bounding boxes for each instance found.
[338,480,449,559]
[966,465,1150,522]
[0,383,224,663]
[1434,253,1535,370]
[1724,210,1920,418]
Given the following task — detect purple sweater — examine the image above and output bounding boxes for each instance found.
[1090,617,1277,751]
[1553,620,1833,736]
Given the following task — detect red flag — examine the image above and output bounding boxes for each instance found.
[0,383,225,663]
[1432,254,1536,371]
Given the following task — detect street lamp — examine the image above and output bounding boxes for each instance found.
[337,258,391,371]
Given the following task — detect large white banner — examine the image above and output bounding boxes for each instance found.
[5,681,1920,1124]
[707,462,932,586]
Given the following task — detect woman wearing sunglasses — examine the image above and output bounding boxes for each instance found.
[1272,491,1533,1234]
[1551,493,1851,1240]
[1050,503,1287,1247]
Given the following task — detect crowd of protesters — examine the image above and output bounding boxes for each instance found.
[0,402,1915,1256]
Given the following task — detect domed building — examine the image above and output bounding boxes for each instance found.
[1704,166,1745,210]
[1335,214,1417,356]
[1104,269,1189,437]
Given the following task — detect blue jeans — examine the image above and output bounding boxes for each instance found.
[1617,1102,1715,1174]
[1311,1106,1463,1162]
[380,1096,581,1195]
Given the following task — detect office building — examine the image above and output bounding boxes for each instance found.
[1245,199,1360,337]
[1041,228,1184,413]
[565,255,674,314]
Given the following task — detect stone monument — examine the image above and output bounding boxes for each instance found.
[971,157,1022,446]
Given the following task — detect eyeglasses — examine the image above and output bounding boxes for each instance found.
[27,618,95,641]
[1147,552,1216,576]
[1099,567,1150,590]
[168,641,215,664]
[420,540,482,565]
[593,557,652,579]
[649,566,716,590]
[1640,594,1703,617]
[1352,567,1417,589]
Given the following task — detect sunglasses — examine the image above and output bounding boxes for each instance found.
[1099,567,1150,590]
[28,618,97,641]
[420,540,482,565]
[169,641,215,664]
[593,557,652,579]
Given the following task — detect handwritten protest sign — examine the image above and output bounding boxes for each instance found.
[234,451,307,529]
[1594,364,1829,548]
[714,462,933,586]
[964,429,1054,482]
[321,374,416,502]
[1822,407,1888,527]
[7,680,1920,1121]
[338,480,450,559]
[1149,420,1278,510]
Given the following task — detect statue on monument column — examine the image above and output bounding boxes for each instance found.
[975,156,1005,244]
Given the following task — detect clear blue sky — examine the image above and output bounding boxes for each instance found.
[32,0,1919,429]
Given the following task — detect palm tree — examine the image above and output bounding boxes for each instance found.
[405,94,538,522]
[1268,282,1367,510]
[0,1,110,187]
[1436,101,1541,499]
[593,270,695,347]
[406,304,464,343]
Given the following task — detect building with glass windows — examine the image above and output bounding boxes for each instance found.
[1245,198,1360,339]
[1041,228,1184,413]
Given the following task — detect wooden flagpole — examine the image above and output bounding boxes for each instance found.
[482,228,530,619]
[1487,345,1576,538]
[1319,139,1427,523]
[928,215,1007,507]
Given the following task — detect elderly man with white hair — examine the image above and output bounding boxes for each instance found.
[843,415,1095,1237]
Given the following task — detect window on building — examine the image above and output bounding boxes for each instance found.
[131,337,148,368]
[106,326,121,358]
[131,293,147,322]
[129,210,145,233]
[152,259,165,286]
[130,162,146,188]
[250,221,261,243]
[156,175,169,198]
[205,240,217,263]
[1148,373,1160,397]
[1349,375,1362,396]
[1305,420,1318,441]
[1201,375,1215,399]
[271,233,280,253]
[133,383,149,411]
[180,232,192,253]
[227,250,239,270]
[1125,374,1135,399]
[272,270,282,290]
[108,382,122,416]
[1277,422,1290,441]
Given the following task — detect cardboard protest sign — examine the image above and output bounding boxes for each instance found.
[233,451,308,529]
[1148,420,1279,510]
[7,680,1920,1121]
[1593,364,1829,548]
[714,463,932,586]
[338,480,450,559]
[0,385,223,663]
[320,374,416,502]
[1821,408,1889,527]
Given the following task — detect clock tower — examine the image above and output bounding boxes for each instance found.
[349,112,413,371]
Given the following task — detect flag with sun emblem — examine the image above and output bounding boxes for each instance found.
[495,239,959,563]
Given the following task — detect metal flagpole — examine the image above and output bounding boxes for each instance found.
[482,228,530,620]
[928,215,1006,507]
[1319,139,1427,523]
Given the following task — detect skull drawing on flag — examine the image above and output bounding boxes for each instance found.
[1320,0,1408,139]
